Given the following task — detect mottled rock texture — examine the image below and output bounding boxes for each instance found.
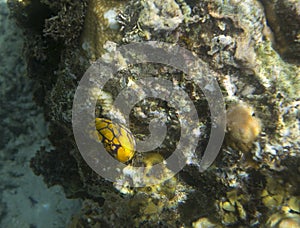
[8,0,300,226]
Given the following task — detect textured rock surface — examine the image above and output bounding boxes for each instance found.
[260,0,300,63]
[7,0,300,227]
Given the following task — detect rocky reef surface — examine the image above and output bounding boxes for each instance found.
[7,0,300,227]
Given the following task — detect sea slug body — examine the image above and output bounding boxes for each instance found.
[95,118,135,163]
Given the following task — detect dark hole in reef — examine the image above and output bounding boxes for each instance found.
[9,0,53,33]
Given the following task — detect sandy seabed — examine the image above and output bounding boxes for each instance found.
[0,1,81,227]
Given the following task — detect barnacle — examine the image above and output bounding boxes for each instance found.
[95,118,135,163]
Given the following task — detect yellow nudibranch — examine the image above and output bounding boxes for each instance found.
[95,118,136,163]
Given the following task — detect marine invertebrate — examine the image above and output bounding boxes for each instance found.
[226,103,262,151]
[95,117,135,163]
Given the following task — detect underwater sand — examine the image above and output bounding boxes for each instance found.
[0,1,81,227]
